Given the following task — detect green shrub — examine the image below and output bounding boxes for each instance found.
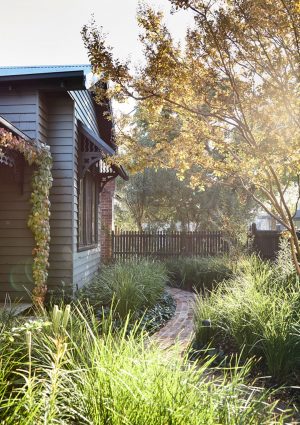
[194,255,300,383]
[166,256,233,292]
[77,260,167,318]
[0,305,288,423]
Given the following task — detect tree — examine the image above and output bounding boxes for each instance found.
[115,169,168,231]
[82,0,300,273]
[116,167,255,236]
[115,112,255,234]
[115,169,178,231]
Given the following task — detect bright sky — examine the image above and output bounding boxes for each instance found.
[0,0,192,67]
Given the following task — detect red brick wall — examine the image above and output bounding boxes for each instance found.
[100,179,115,263]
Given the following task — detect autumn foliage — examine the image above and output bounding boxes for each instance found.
[83,0,300,273]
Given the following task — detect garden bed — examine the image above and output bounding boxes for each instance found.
[76,260,176,334]
[191,254,300,412]
[0,303,289,423]
[95,289,176,335]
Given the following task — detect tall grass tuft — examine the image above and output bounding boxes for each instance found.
[166,256,233,292]
[0,304,288,423]
[77,260,167,318]
[194,254,300,384]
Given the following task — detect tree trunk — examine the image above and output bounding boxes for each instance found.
[137,221,143,232]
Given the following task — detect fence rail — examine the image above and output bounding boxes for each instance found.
[112,230,232,260]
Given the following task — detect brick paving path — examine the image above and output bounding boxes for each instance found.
[153,287,195,352]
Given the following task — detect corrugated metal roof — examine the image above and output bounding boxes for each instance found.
[0,64,92,77]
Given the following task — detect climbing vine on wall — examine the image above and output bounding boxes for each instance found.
[0,128,52,306]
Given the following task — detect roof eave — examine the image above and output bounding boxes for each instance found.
[114,164,129,181]
[0,70,84,82]
[78,120,115,156]
[0,71,87,91]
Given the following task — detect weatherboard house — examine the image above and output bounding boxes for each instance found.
[0,65,127,302]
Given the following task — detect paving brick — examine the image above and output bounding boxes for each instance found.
[152,287,195,353]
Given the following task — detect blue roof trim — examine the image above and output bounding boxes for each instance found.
[0,65,92,77]
[0,65,98,89]
[294,209,300,219]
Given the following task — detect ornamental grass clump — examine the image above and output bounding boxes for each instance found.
[166,256,233,292]
[0,304,288,423]
[77,260,167,318]
[194,255,300,384]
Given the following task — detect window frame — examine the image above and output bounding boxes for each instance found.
[77,170,99,252]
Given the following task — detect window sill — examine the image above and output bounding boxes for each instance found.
[77,243,99,253]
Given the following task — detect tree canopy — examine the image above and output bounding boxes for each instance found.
[82,0,300,273]
[116,167,255,238]
[115,112,255,235]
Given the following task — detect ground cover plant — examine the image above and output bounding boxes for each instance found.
[0,304,289,423]
[137,290,176,333]
[193,253,300,388]
[166,256,233,292]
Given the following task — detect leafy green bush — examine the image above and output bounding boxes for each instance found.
[77,260,167,318]
[166,256,233,292]
[0,305,288,423]
[194,255,300,383]
[136,291,176,333]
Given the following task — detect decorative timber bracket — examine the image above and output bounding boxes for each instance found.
[0,148,25,193]
[94,162,119,192]
[78,120,128,191]
[79,146,102,179]
[79,135,120,192]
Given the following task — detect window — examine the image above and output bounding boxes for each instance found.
[78,171,98,249]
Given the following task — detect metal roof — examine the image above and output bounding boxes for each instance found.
[0,65,99,89]
[0,65,91,77]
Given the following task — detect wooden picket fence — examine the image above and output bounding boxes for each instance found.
[111,230,232,260]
